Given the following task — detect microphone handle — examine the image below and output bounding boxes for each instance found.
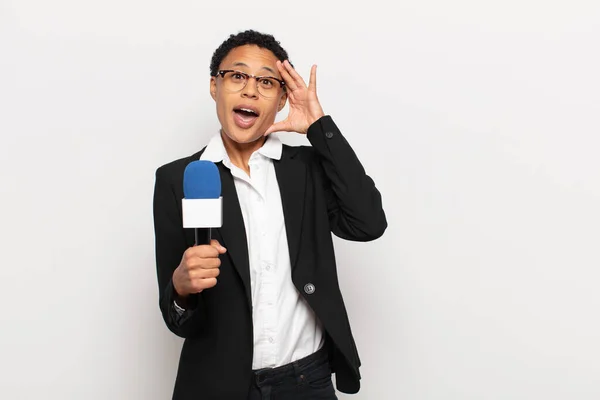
[194,228,212,246]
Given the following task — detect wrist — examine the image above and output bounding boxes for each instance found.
[304,114,325,134]
[174,283,189,298]
[309,113,325,126]
[173,289,189,309]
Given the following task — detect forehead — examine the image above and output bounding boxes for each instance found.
[220,45,279,72]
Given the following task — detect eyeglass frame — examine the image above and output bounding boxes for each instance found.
[213,70,287,96]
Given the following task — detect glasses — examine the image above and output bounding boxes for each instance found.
[214,70,286,98]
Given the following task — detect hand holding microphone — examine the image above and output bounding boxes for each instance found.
[172,239,226,297]
[173,160,224,299]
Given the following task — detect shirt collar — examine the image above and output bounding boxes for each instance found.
[199,132,283,164]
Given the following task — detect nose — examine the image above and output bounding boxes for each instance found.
[241,77,259,99]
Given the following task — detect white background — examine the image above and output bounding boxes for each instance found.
[1,0,599,399]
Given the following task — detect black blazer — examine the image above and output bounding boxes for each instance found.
[153,116,387,399]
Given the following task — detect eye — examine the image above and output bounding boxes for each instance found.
[231,72,246,82]
[259,78,275,88]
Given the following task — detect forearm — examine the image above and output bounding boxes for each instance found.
[160,279,206,338]
[307,115,387,240]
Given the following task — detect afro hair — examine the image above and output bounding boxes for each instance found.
[209,30,291,76]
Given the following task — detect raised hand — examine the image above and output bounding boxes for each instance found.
[264,60,325,136]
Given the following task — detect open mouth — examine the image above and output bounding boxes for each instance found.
[233,107,260,129]
[234,108,259,117]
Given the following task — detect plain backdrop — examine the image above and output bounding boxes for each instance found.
[1,0,599,399]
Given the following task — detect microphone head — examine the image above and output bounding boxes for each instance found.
[183,161,221,199]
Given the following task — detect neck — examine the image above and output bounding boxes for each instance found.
[220,130,266,174]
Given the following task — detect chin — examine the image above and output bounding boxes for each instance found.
[223,125,265,144]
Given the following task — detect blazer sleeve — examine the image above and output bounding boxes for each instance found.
[307,115,387,241]
[153,165,206,338]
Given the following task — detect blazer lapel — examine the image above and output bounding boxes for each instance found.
[274,147,306,271]
[215,162,252,309]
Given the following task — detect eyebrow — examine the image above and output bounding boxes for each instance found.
[231,62,277,75]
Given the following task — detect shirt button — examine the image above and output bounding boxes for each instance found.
[325,131,334,139]
[266,265,271,271]
[269,337,274,343]
[304,283,315,294]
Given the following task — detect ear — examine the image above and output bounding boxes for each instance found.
[210,77,217,101]
[277,91,288,112]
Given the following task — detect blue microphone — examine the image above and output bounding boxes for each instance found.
[182,161,223,245]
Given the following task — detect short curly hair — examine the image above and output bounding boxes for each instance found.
[209,30,291,76]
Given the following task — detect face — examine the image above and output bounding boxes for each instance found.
[210,45,287,144]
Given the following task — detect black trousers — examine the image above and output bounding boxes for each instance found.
[247,344,338,400]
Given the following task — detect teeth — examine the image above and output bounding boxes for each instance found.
[239,108,257,115]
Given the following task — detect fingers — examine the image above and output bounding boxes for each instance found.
[185,246,218,260]
[277,60,308,91]
[181,242,225,271]
[175,242,225,295]
[277,60,297,91]
[182,257,221,273]
[173,265,219,296]
[190,265,221,280]
[186,242,225,259]
[194,278,218,291]
[187,276,218,293]
[277,60,317,95]
[308,65,317,92]
[283,60,307,87]
[198,256,221,269]
[210,239,227,254]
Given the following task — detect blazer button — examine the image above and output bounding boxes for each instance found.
[304,283,315,294]
[325,131,334,139]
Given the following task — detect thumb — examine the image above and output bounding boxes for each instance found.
[264,120,289,136]
[210,239,227,254]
